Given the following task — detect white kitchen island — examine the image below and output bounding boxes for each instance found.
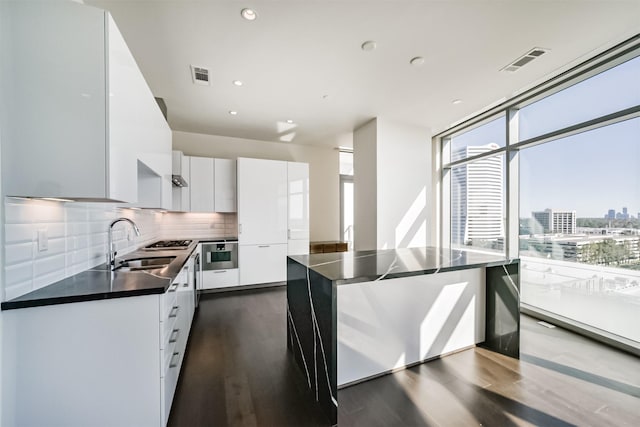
[286,247,520,425]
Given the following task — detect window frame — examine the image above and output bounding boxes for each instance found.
[436,35,640,353]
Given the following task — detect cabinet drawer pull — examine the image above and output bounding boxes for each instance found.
[169,329,180,343]
[168,283,179,292]
[169,352,180,368]
[183,282,189,287]
[214,270,226,274]
[168,306,179,318]
[258,245,270,248]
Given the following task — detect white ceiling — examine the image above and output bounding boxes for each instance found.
[86,0,640,147]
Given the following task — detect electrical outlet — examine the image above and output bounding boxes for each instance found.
[37,228,48,252]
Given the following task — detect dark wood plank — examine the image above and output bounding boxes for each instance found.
[169,286,640,427]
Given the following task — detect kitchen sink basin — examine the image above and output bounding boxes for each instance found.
[114,256,176,272]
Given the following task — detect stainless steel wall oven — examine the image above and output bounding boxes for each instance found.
[202,242,238,271]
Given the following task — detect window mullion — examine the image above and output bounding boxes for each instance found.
[506,108,520,259]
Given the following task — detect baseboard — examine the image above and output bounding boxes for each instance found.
[200,281,286,294]
[521,304,639,357]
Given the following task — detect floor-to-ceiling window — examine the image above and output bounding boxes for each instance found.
[340,150,354,248]
[439,37,640,350]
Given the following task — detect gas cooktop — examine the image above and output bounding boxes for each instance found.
[143,240,192,250]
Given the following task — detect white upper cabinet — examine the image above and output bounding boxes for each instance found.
[172,152,191,212]
[189,157,215,212]
[237,158,288,245]
[214,158,236,212]
[108,14,172,209]
[176,155,236,213]
[1,2,171,204]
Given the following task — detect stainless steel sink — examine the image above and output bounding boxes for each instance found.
[114,256,176,272]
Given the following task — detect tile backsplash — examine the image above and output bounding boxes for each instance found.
[3,198,237,300]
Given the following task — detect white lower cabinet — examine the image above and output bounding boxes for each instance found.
[2,268,195,427]
[202,268,239,289]
[162,262,194,424]
[239,244,288,285]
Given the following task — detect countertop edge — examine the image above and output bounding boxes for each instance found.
[1,286,166,311]
[289,251,519,285]
[0,238,219,311]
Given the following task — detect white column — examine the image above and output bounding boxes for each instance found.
[353,118,432,250]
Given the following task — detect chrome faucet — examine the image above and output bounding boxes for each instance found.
[108,217,141,269]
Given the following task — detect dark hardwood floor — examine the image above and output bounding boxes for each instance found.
[169,286,640,427]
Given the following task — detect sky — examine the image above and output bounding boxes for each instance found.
[450,55,640,218]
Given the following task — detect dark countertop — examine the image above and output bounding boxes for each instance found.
[288,246,518,285]
[0,238,228,310]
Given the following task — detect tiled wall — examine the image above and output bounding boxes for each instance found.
[3,197,237,300]
[161,211,237,239]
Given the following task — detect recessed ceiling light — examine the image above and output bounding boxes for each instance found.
[232,80,243,86]
[410,56,425,66]
[452,99,462,105]
[361,41,377,51]
[286,119,294,124]
[229,110,238,115]
[241,8,257,21]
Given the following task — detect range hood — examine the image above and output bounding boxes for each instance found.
[172,150,189,187]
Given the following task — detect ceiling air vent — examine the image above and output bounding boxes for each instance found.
[501,47,549,72]
[190,65,210,85]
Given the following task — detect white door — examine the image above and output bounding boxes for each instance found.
[189,156,214,212]
[214,158,236,212]
[288,162,309,255]
[239,244,287,285]
[237,158,288,245]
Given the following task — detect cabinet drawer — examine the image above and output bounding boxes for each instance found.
[161,314,179,351]
[162,340,178,376]
[161,283,178,321]
[202,268,239,289]
[161,352,180,425]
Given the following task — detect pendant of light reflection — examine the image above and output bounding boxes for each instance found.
[394,187,428,249]
[277,120,297,142]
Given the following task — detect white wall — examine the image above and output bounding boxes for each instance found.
[353,119,378,251]
[353,118,432,250]
[377,119,431,248]
[173,130,340,242]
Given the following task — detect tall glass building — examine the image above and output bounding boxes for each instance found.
[451,143,504,246]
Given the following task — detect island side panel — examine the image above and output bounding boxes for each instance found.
[337,268,485,387]
[483,261,520,358]
[286,258,337,425]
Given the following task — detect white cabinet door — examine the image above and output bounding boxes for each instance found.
[287,162,310,255]
[108,14,172,209]
[172,154,191,212]
[189,156,214,212]
[214,158,237,212]
[181,155,191,211]
[237,158,288,245]
[2,296,162,427]
[2,4,170,203]
[202,269,239,289]
[239,244,288,285]
[2,2,114,200]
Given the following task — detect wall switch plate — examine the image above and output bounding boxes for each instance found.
[37,228,48,252]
